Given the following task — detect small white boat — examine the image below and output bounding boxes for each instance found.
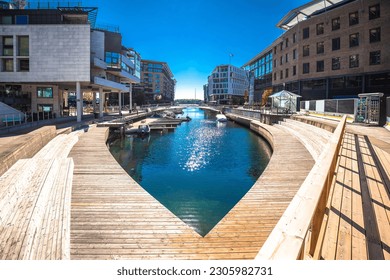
[216,113,227,122]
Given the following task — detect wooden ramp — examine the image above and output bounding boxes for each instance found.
[69,122,314,259]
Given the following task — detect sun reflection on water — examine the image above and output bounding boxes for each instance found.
[182,120,225,172]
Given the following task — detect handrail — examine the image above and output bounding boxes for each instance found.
[257,115,347,259]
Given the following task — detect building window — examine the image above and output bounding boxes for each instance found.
[18,59,29,71]
[280,42,283,51]
[293,33,296,43]
[316,60,324,72]
[2,36,13,56]
[273,59,276,68]
[293,65,296,76]
[349,33,359,47]
[317,42,324,54]
[105,52,120,68]
[2,58,13,72]
[303,27,310,39]
[17,36,29,56]
[316,23,324,35]
[332,37,340,51]
[369,51,381,65]
[37,104,53,113]
[274,72,277,81]
[369,4,380,20]
[303,63,310,74]
[1,15,12,24]
[293,49,297,59]
[346,76,362,88]
[332,17,340,30]
[332,77,345,89]
[15,15,28,25]
[285,38,289,48]
[285,68,289,78]
[332,57,341,70]
[280,56,283,65]
[280,70,283,79]
[349,12,359,26]
[303,45,310,57]
[285,53,288,63]
[349,54,359,68]
[273,46,277,55]
[369,27,381,43]
[37,87,53,98]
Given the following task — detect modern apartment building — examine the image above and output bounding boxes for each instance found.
[0,3,140,121]
[207,64,249,105]
[244,0,389,103]
[136,59,176,103]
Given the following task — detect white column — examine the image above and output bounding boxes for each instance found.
[76,82,82,122]
[129,83,133,112]
[118,91,122,116]
[99,87,104,118]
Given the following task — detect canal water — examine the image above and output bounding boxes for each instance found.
[109,108,271,236]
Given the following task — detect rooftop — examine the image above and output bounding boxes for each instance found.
[276,0,355,30]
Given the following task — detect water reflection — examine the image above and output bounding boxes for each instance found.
[110,108,271,236]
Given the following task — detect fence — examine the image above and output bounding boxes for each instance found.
[257,115,347,259]
[300,98,358,120]
[0,111,58,128]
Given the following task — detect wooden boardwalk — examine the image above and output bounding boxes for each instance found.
[69,122,314,259]
[318,132,390,260]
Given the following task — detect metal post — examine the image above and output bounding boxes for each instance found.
[129,83,133,112]
[92,91,96,114]
[99,87,104,118]
[76,81,82,122]
[118,91,122,116]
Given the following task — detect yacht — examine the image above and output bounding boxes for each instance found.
[216,113,227,123]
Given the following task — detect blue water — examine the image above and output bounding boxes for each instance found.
[109,108,271,236]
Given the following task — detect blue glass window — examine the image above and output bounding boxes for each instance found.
[15,15,28,24]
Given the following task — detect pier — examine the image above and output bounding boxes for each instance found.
[0,108,389,260]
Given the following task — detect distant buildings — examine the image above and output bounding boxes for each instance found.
[243,0,389,103]
[133,60,176,104]
[0,2,175,122]
[207,64,249,105]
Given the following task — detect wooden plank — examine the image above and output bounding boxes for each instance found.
[355,135,384,260]
[349,133,368,260]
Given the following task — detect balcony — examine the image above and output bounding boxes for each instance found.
[93,76,128,92]
[92,57,107,69]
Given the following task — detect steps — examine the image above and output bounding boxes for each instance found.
[276,118,332,161]
[0,129,81,259]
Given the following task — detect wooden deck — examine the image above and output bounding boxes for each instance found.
[69,121,314,259]
[318,132,390,260]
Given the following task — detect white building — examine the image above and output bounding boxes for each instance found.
[0,4,140,122]
[207,64,249,104]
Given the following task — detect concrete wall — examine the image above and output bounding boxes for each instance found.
[91,30,105,61]
[0,24,90,83]
[0,126,56,176]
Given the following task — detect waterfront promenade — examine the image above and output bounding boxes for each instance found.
[0,110,389,259]
[69,121,313,259]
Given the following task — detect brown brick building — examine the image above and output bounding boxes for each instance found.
[245,0,389,102]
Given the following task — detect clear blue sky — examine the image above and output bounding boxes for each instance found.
[85,0,309,99]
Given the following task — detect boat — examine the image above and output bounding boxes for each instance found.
[125,124,150,136]
[216,113,227,122]
[138,124,150,135]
